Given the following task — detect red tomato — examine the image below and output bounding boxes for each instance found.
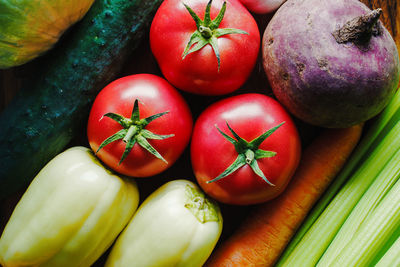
[239,0,286,14]
[87,74,193,177]
[150,0,260,95]
[191,93,301,205]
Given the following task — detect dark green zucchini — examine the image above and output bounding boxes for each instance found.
[0,0,162,199]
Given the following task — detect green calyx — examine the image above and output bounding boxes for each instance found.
[96,99,174,164]
[207,121,285,185]
[182,0,248,70]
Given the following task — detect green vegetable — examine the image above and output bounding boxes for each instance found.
[331,177,400,266]
[376,235,400,267]
[316,148,400,265]
[0,147,140,267]
[277,89,400,266]
[0,0,162,199]
[105,179,223,267]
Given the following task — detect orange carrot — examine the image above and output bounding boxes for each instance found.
[206,123,364,267]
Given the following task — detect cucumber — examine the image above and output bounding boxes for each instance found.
[0,0,162,199]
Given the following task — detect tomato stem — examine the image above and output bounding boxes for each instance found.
[207,121,285,185]
[123,126,137,143]
[182,0,248,71]
[199,26,213,39]
[245,149,255,164]
[96,99,174,165]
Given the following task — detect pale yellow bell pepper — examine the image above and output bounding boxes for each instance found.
[0,146,140,267]
[105,179,223,267]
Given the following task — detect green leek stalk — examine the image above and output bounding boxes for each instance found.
[331,177,400,266]
[317,148,400,266]
[276,93,400,266]
[0,147,140,267]
[278,89,400,264]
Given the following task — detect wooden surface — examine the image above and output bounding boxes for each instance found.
[0,0,399,266]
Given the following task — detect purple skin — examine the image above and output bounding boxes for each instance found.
[262,0,400,128]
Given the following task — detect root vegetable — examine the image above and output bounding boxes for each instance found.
[262,0,400,128]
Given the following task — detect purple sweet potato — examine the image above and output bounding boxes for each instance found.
[262,0,400,128]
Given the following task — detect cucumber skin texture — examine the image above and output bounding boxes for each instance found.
[0,0,162,199]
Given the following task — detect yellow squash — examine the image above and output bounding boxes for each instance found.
[0,0,95,68]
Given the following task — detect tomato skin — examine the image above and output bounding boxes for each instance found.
[87,74,193,177]
[191,93,301,205]
[150,0,260,95]
[239,0,286,14]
